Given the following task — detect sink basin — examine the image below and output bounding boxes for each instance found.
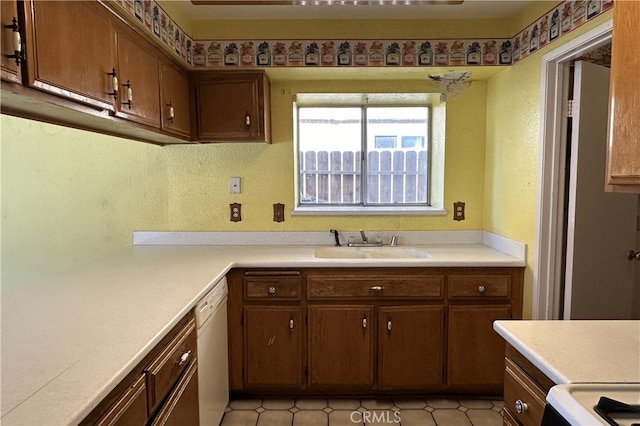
[314,246,429,259]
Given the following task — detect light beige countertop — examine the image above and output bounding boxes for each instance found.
[2,242,525,425]
[493,320,640,385]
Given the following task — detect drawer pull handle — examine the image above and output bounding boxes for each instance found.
[177,350,191,366]
[370,286,384,292]
[478,285,486,293]
[515,399,528,414]
[268,286,276,295]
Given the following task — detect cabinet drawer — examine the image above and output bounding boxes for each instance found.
[245,276,301,299]
[448,275,511,298]
[503,358,547,426]
[307,275,443,299]
[145,318,197,414]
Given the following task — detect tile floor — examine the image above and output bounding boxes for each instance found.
[221,398,504,426]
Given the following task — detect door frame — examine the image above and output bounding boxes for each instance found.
[533,19,613,320]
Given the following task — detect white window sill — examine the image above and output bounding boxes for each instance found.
[291,205,448,216]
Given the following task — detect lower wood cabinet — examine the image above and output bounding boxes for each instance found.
[378,305,444,389]
[308,305,375,387]
[245,305,303,386]
[501,345,555,426]
[81,312,199,426]
[227,266,523,397]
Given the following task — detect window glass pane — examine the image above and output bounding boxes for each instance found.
[298,107,362,204]
[374,136,397,149]
[366,107,429,205]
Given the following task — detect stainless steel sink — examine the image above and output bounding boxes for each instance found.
[314,246,429,259]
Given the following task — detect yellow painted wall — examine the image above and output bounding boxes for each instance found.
[0,116,168,286]
[484,10,613,318]
[165,78,487,231]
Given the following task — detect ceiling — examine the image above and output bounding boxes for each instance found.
[180,0,532,20]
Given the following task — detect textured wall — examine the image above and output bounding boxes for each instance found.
[165,78,487,232]
[1,116,168,286]
[484,10,614,318]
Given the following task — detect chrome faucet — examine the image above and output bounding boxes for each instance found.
[348,230,383,247]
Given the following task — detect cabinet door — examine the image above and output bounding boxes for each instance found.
[96,374,147,426]
[115,26,160,128]
[192,72,270,143]
[245,306,303,386]
[308,305,374,387]
[159,61,190,138]
[447,305,510,389]
[1,0,22,84]
[25,1,116,110]
[150,359,199,426]
[606,0,640,191]
[378,305,444,389]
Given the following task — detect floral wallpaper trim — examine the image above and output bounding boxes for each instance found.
[109,0,614,69]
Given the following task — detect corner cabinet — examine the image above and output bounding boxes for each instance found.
[227,266,523,397]
[606,0,640,192]
[191,71,271,143]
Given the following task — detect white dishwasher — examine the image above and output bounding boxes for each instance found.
[195,277,229,426]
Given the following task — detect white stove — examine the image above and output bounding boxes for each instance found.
[546,383,640,426]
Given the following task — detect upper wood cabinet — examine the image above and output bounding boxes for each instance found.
[160,61,191,138]
[191,71,271,143]
[114,25,160,128]
[1,0,23,84]
[606,0,640,192]
[24,1,117,110]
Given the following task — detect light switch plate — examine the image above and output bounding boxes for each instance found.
[229,177,241,194]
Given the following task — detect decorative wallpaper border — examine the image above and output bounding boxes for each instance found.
[110,0,613,69]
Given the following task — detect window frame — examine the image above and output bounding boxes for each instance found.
[292,93,447,216]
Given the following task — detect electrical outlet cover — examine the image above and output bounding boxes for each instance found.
[453,201,465,221]
[230,203,241,222]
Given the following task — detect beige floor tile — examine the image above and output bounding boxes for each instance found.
[466,409,504,426]
[296,399,329,410]
[262,399,296,410]
[460,399,494,409]
[328,399,362,410]
[221,410,259,426]
[329,410,364,426]
[360,399,394,409]
[228,399,262,410]
[431,409,472,426]
[395,409,436,426]
[491,400,504,410]
[293,410,329,426]
[393,399,427,409]
[426,399,460,409]
[257,410,294,426]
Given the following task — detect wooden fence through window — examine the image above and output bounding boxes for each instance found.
[300,150,428,204]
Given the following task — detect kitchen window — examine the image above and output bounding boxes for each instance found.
[293,93,446,216]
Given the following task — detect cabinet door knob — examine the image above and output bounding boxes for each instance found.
[629,250,640,261]
[289,319,294,331]
[177,350,191,366]
[245,113,251,128]
[477,285,486,293]
[362,317,367,329]
[387,319,392,332]
[515,399,528,414]
[268,286,277,295]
